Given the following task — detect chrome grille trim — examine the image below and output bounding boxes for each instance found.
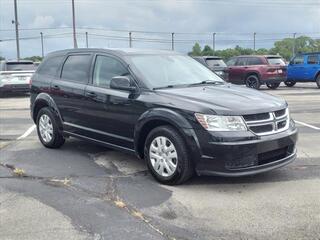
[244,108,289,136]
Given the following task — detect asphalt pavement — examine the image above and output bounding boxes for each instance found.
[0,84,319,240]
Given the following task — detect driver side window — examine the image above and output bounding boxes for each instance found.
[93,55,129,88]
[292,55,304,65]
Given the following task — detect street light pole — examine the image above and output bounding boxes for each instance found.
[171,32,174,51]
[212,32,216,54]
[71,0,78,48]
[40,32,44,58]
[129,32,132,48]
[13,0,20,61]
[253,32,256,51]
[85,32,88,48]
[292,32,296,57]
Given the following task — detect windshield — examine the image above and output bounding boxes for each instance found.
[129,55,224,89]
[206,59,227,68]
[267,57,286,65]
[6,63,36,71]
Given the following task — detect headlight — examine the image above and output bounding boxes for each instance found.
[195,113,247,131]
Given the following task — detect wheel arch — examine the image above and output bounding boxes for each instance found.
[32,93,63,131]
[134,108,201,160]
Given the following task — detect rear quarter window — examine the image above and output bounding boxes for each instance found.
[37,55,64,77]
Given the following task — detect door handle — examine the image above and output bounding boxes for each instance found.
[52,85,60,90]
[86,91,97,98]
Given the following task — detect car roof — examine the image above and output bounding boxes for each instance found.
[301,52,320,55]
[47,48,180,57]
[192,56,222,59]
[234,55,282,58]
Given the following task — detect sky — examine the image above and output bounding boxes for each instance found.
[0,0,320,59]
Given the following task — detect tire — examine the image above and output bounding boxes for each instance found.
[284,81,296,87]
[36,107,65,148]
[316,75,320,89]
[144,125,194,185]
[245,74,261,90]
[266,82,280,89]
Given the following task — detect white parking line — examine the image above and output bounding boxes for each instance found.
[295,121,320,130]
[17,125,36,140]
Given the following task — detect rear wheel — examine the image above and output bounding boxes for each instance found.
[36,107,65,148]
[316,75,320,89]
[245,75,261,90]
[144,125,194,185]
[266,82,280,89]
[284,81,296,87]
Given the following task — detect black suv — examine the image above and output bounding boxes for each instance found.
[192,56,228,80]
[31,48,297,185]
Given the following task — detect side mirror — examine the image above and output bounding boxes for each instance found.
[110,76,136,92]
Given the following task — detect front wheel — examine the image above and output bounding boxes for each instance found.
[245,75,261,90]
[266,82,280,89]
[316,75,320,89]
[284,81,296,87]
[36,107,65,148]
[144,126,194,185]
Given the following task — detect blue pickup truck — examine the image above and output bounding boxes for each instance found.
[286,52,320,88]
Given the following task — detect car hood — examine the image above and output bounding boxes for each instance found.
[155,83,287,115]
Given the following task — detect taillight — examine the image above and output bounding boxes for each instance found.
[267,68,277,72]
[29,78,32,88]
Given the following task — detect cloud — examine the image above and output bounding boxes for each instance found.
[29,15,55,28]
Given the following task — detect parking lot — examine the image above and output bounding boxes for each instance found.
[0,84,319,240]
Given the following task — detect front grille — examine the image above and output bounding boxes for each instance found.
[243,108,289,136]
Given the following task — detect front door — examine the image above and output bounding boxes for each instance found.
[83,54,143,150]
[287,55,305,81]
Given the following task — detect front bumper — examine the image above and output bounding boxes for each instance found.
[195,127,298,177]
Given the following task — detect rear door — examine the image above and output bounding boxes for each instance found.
[226,58,242,83]
[50,54,93,128]
[305,54,320,81]
[287,55,305,80]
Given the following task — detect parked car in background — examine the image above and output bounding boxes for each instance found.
[192,56,228,80]
[286,52,320,88]
[226,55,287,90]
[31,48,297,185]
[0,60,37,96]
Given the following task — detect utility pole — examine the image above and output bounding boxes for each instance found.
[71,0,78,48]
[212,32,216,54]
[13,0,20,61]
[85,32,88,48]
[292,32,296,57]
[129,32,132,48]
[40,32,44,58]
[253,32,256,51]
[171,32,174,51]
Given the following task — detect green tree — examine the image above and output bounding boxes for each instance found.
[190,43,202,56]
[23,56,43,62]
[201,45,213,56]
[0,56,4,61]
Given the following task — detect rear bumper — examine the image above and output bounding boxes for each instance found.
[261,76,286,84]
[0,84,30,93]
[195,128,298,177]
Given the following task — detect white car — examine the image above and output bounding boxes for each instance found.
[0,60,37,96]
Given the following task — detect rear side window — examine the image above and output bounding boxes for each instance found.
[37,55,64,77]
[61,55,92,83]
[307,55,319,64]
[267,57,285,65]
[247,57,263,65]
[292,55,304,65]
[226,58,237,66]
[93,55,129,88]
[206,59,227,67]
[236,58,247,66]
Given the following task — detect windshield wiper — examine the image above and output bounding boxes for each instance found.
[188,80,224,86]
[153,85,175,90]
